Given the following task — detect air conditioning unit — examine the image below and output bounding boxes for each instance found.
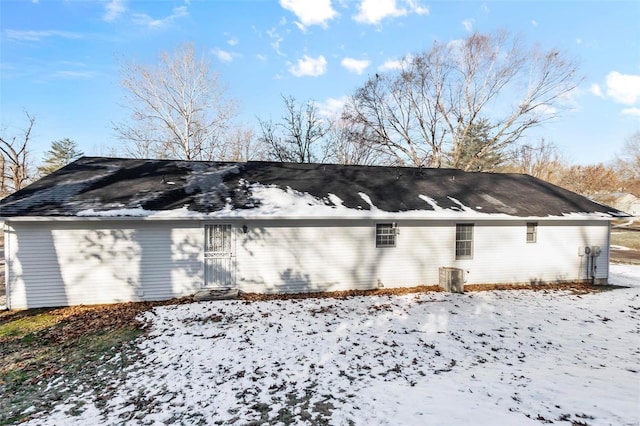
[439,267,465,293]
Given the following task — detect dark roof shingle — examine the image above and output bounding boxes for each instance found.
[0,157,627,219]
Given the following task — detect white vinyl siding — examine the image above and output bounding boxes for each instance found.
[5,221,205,309]
[233,219,611,294]
[450,220,610,285]
[5,218,612,309]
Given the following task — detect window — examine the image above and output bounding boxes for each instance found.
[455,224,474,259]
[376,223,396,247]
[526,222,537,243]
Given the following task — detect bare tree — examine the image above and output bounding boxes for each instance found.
[258,96,328,163]
[615,131,640,180]
[114,42,238,160]
[344,31,580,169]
[0,111,34,196]
[505,138,564,181]
[216,126,268,161]
[324,115,387,165]
[555,164,620,196]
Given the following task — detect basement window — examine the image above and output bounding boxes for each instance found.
[455,224,474,259]
[526,222,538,243]
[376,223,396,248]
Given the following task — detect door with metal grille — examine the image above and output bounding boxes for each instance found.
[204,224,234,288]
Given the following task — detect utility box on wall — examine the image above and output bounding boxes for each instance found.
[439,267,464,293]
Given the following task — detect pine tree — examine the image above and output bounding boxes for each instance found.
[37,138,83,177]
[453,118,505,171]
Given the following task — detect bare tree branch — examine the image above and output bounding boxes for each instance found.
[343,31,581,170]
[258,96,328,163]
[0,111,34,196]
[114,43,238,160]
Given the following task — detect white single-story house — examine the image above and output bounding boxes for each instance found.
[0,157,628,309]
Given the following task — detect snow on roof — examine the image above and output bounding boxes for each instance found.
[0,157,629,220]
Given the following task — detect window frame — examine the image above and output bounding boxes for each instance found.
[375,223,396,248]
[455,223,474,260]
[526,222,538,243]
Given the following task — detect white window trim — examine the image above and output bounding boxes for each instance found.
[376,223,397,248]
[526,222,538,243]
[455,223,474,260]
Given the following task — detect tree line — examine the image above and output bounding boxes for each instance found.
[2,33,638,199]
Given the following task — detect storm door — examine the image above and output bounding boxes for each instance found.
[204,224,235,288]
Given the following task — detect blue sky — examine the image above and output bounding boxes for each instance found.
[1,0,639,166]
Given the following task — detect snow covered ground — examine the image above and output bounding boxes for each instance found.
[27,265,640,425]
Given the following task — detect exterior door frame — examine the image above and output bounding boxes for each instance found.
[202,223,236,288]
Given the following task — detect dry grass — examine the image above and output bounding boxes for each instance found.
[611,229,640,250]
[0,301,174,425]
[240,281,609,302]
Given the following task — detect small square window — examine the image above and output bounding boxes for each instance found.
[376,223,396,247]
[526,222,537,243]
[455,224,474,259]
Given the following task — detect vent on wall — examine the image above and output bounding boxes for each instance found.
[439,267,465,293]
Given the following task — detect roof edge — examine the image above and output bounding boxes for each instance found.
[1,215,620,222]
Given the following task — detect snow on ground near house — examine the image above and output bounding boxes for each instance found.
[28,265,640,425]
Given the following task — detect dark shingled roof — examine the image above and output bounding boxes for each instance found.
[0,157,627,219]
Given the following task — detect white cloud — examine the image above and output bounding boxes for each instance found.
[132,5,188,29]
[378,59,401,71]
[406,0,429,15]
[531,19,538,27]
[227,37,238,46]
[354,0,427,24]
[606,71,640,105]
[341,57,370,75]
[589,83,603,97]
[288,55,327,77]
[318,96,349,118]
[266,27,285,56]
[535,104,557,116]
[354,0,406,24]
[51,70,97,79]
[462,18,474,32]
[576,38,582,45]
[279,0,338,29]
[256,54,267,61]
[103,0,126,22]
[212,48,234,63]
[378,55,412,71]
[4,29,82,41]
[621,107,640,118]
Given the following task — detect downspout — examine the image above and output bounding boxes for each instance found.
[605,222,612,285]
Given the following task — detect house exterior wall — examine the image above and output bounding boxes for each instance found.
[4,218,610,309]
[234,219,610,293]
[5,221,204,309]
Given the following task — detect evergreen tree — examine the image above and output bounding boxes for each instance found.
[452,118,505,171]
[37,138,83,176]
